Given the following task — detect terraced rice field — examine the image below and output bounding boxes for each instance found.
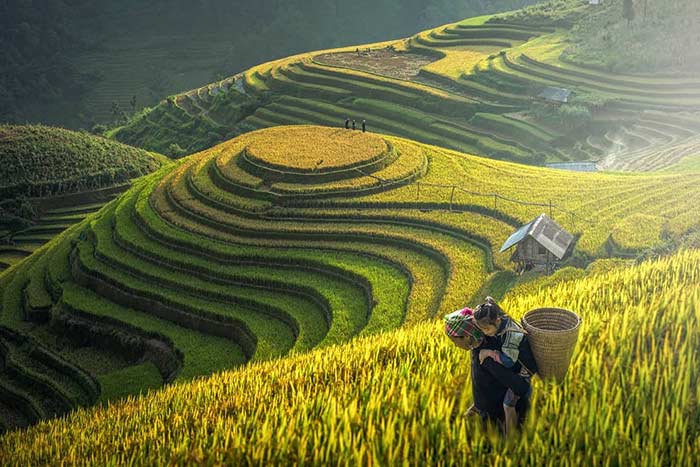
[468,28,700,170]
[113,26,562,164]
[113,8,700,173]
[0,125,168,274]
[0,197,126,274]
[2,125,699,433]
[2,248,700,465]
[4,3,700,462]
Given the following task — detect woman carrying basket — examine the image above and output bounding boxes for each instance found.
[444,297,537,436]
[473,297,538,436]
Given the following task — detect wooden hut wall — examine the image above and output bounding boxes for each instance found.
[515,237,550,264]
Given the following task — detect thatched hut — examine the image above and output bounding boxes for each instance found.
[500,214,574,273]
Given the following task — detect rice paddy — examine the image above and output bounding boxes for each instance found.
[2,2,700,464]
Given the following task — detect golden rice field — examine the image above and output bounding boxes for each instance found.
[5,1,700,462]
[611,214,666,252]
[1,125,699,451]
[421,45,500,79]
[109,0,700,176]
[244,126,387,171]
[355,135,700,257]
[1,248,698,465]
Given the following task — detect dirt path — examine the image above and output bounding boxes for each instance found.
[314,48,435,80]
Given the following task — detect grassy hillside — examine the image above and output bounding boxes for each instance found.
[108,0,700,174]
[1,247,698,464]
[3,2,700,460]
[0,125,698,433]
[1,0,539,128]
[0,125,168,273]
[565,0,700,73]
[0,125,167,199]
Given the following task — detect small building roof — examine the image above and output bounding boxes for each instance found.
[500,221,533,253]
[545,162,598,172]
[500,214,574,260]
[538,86,573,103]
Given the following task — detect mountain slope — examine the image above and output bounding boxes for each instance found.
[109,0,700,174]
[1,248,698,464]
[1,0,539,128]
[0,125,168,272]
[0,125,698,433]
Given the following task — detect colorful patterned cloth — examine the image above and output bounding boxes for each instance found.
[444,307,484,348]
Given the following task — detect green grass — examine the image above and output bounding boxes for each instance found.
[472,112,557,142]
[0,125,166,200]
[474,270,517,301]
[76,236,298,360]
[60,282,247,384]
[113,189,372,344]
[102,0,700,176]
[5,249,700,464]
[1,120,699,435]
[0,251,30,268]
[258,95,537,162]
[162,174,434,332]
[90,204,330,352]
[6,0,700,434]
[96,362,163,405]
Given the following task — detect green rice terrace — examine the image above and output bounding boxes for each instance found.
[2,1,700,463]
[0,125,168,273]
[111,1,700,174]
[1,124,698,433]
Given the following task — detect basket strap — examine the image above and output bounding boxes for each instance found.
[518,359,536,377]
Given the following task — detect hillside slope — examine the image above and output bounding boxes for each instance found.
[564,0,700,72]
[110,0,700,173]
[1,0,539,128]
[0,125,167,199]
[0,125,698,432]
[1,247,698,464]
[0,125,168,273]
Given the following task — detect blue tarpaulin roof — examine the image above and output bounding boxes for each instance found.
[499,220,535,253]
[538,86,572,103]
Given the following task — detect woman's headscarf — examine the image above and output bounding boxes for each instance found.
[444,307,484,349]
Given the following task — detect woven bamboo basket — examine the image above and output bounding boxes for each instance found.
[521,308,581,383]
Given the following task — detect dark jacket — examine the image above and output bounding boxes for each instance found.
[471,329,535,424]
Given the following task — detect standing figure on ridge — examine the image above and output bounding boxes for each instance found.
[362,119,366,133]
[352,119,356,130]
[345,117,350,129]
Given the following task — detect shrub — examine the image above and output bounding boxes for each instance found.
[167,143,188,159]
[558,104,591,132]
[91,124,108,136]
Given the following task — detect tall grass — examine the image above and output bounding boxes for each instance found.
[2,249,699,465]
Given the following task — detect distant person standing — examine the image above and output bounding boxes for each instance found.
[352,119,356,130]
[345,117,350,129]
[362,119,366,133]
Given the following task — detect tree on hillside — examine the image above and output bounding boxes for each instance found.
[623,0,635,24]
[558,104,592,133]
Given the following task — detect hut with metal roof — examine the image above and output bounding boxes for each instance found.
[537,86,573,104]
[500,214,574,273]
